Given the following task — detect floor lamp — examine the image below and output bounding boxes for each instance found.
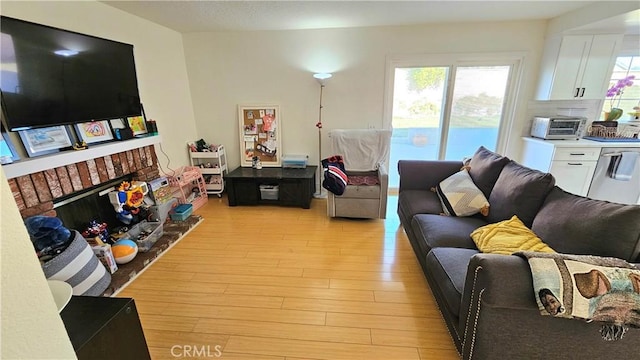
[313,72,332,198]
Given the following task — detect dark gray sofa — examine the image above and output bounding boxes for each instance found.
[397,147,640,359]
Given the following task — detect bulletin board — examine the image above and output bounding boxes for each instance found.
[238,104,281,167]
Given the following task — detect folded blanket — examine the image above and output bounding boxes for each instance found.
[517,251,640,341]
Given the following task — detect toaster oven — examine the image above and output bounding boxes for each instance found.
[530,116,586,140]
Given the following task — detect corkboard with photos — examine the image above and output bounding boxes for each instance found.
[238,105,281,167]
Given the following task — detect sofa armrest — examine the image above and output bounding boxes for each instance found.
[398,160,463,192]
[460,254,534,315]
[457,254,640,359]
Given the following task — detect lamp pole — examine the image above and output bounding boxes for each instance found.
[313,73,332,198]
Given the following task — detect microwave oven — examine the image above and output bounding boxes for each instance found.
[530,116,587,140]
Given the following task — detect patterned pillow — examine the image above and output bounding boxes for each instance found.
[434,169,490,217]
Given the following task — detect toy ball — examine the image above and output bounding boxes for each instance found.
[112,239,138,264]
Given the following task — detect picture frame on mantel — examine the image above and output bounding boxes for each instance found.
[19,125,73,157]
[238,104,281,167]
[0,124,20,164]
[74,120,114,144]
[127,116,147,136]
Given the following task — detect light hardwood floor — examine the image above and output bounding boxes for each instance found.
[119,195,459,360]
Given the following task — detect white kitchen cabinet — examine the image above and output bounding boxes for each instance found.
[520,138,599,196]
[548,160,598,196]
[536,34,623,100]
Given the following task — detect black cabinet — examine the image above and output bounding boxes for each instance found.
[61,296,150,360]
[225,166,317,209]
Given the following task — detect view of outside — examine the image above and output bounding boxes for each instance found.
[603,56,640,120]
[389,65,511,188]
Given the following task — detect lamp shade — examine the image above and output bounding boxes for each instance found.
[313,73,332,84]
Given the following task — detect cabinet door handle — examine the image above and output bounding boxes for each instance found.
[567,163,583,166]
[579,88,585,97]
[569,153,585,156]
[574,88,580,97]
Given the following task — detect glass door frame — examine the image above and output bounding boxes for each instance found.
[382,53,525,162]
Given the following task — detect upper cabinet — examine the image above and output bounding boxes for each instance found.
[536,34,623,100]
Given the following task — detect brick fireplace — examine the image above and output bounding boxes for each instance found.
[7,144,160,219]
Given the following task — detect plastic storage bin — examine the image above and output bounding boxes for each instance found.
[170,204,193,221]
[149,197,178,224]
[126,220,163,252]
[259,185,279,200]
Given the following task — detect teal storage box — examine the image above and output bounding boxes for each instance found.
[170,204,193,221]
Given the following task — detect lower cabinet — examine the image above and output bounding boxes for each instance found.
[521,138,600,196]
[549,160,598,196]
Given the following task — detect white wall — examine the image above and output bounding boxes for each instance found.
[0,168,76,359]
[183,20,548,168]
[1,1,197,169]
[0,2,196,357]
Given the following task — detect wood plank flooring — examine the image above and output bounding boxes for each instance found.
[119,195,459,360]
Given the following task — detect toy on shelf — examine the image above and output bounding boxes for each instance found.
[81,220,110,244]
[111,239,138,264]
[108,181,149,225]
[188,138,221,153]
[168,166,208,210]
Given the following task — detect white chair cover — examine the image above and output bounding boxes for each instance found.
[329,129,391,171]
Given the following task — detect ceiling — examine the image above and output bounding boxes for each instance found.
[102,1,605,33]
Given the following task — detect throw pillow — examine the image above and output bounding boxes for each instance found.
[434,169,490,217]
[471,215,555,255]
[531,186,640,262]
[467,146,510,199]
[486,160,555,227]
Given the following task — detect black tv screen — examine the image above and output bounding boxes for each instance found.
[0,16,142,131]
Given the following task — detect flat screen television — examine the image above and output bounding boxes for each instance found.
[0,16,142,131]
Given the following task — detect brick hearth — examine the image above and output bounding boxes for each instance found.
[9,145,160,219]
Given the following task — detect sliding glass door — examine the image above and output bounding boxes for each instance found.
[385,55,520,188]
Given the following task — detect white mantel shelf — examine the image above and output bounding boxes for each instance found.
[2,135,162,179]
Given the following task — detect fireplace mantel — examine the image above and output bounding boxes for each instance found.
[3,135,162,179]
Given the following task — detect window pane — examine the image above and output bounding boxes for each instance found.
[602,55,640,120]
[389,67,449,187]
[444,66,510,160]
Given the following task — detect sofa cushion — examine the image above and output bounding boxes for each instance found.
[467,146,510,198]
[411,214,486,256]
[532,187,640,262]
[487,161,555,227]
[471,215,555,255]
[435,169,490,217]
[398,190,443,220]
[426,248,479,317]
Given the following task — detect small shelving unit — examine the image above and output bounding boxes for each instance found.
[167,166,208,211]
[189,144,227,197]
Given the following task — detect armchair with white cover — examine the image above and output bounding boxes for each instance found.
[326,129,391,219]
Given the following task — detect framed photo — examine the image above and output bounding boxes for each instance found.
[0,126,20,164]
[238,104,281,167]
[19,125,73,157]
[74,120,114,144]
[109,118,127,129]
[127,116,147,135]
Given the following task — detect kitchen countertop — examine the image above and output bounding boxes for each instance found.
[522,137,640,148]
